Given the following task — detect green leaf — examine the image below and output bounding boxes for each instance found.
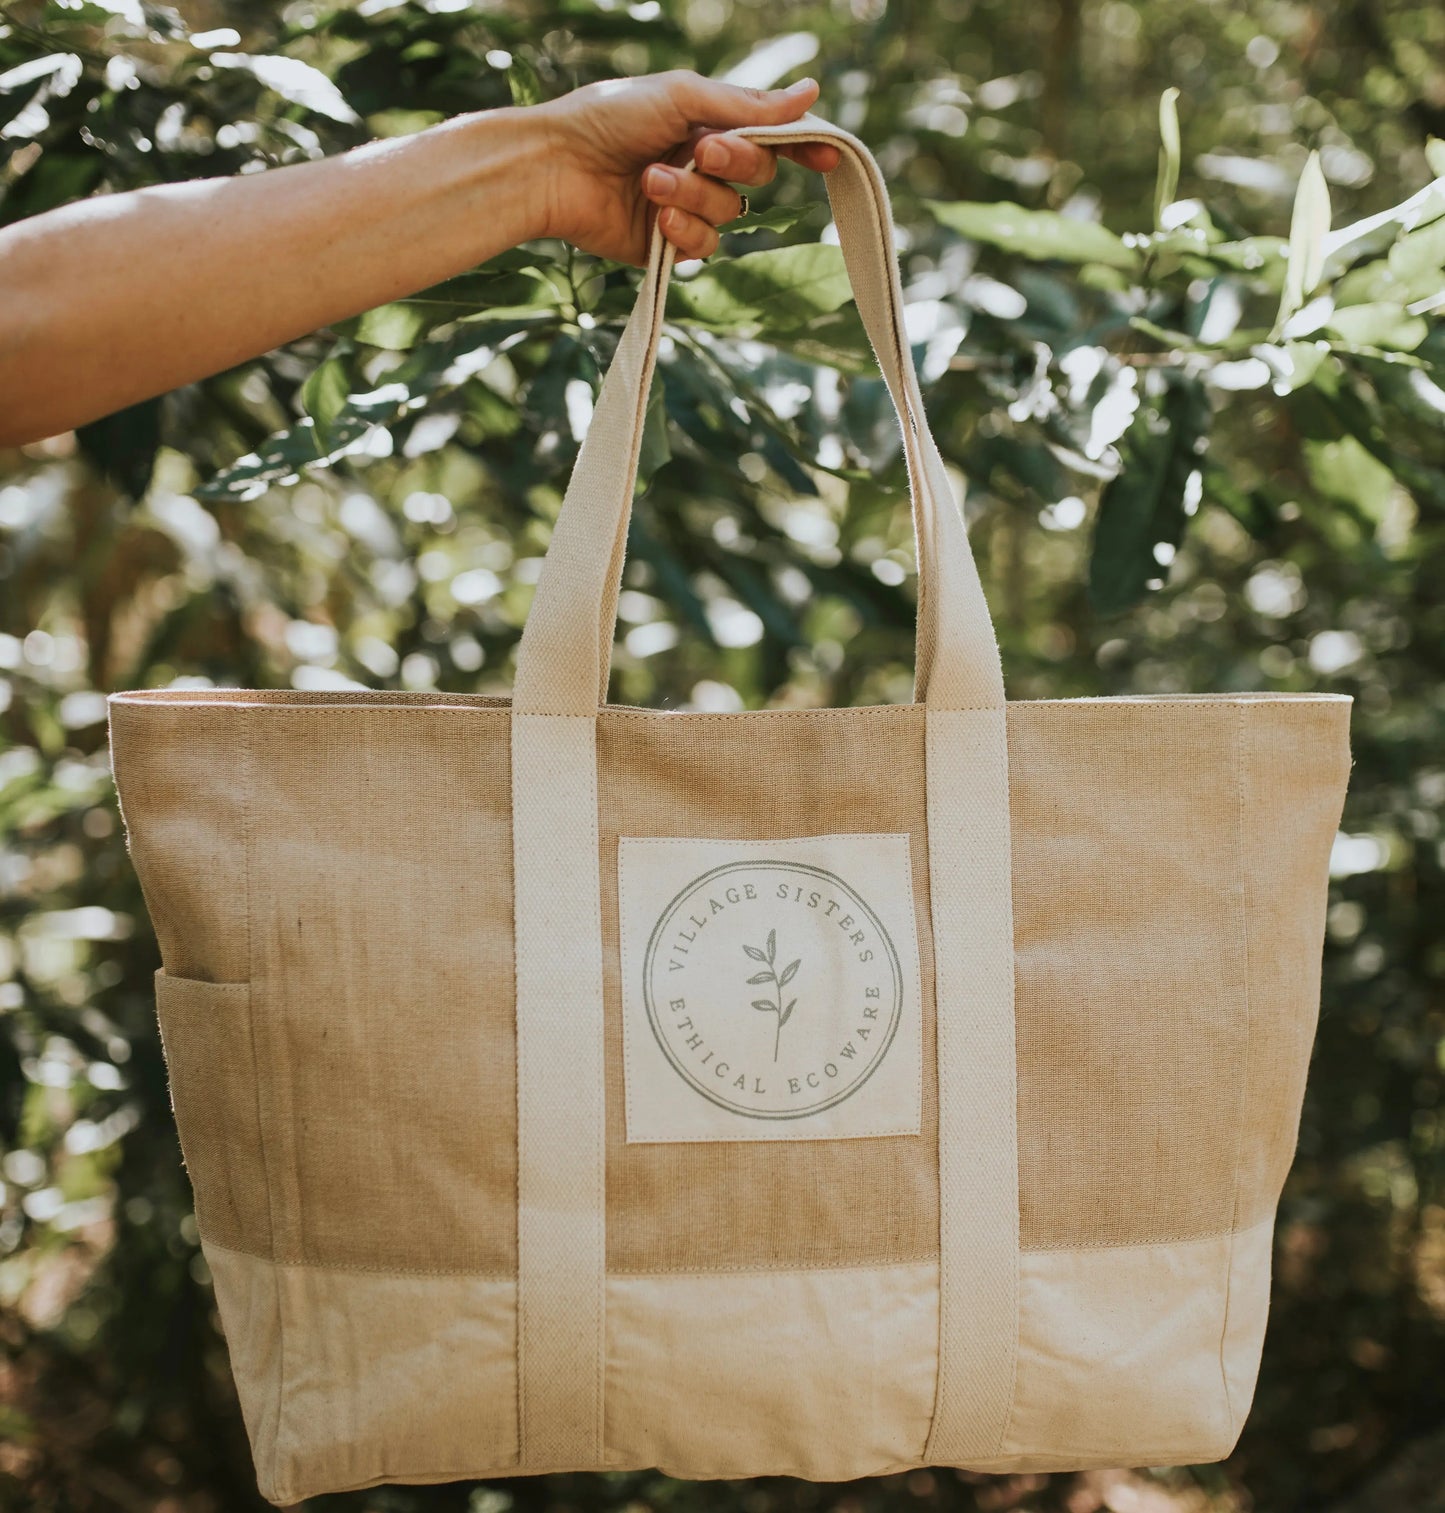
[1322,178,1445,275]
[766,928,776,964]
[199,318,541,498]
[299,341,353,450]
[1386,213,1445,285]
[1127,316,1204,351]
[778,959,800,987]
[752,1000,776,1012]
[668,244,853,334]
[1305,434,1400,525]
[1154,87,1181,231]
[1326,303,1428,352]
[347,302,432,351]
[743,944,768,962]
[722,202,823,239]
[1334,215,1445,307]
[926,199,1140,272]
[1201,460,1277,541]
[1189,235,1289,281]
[76,397,162,500]
[1275,339,1330,393]
[779,999,796,1027]
[1088,373,1212,615]
[507,55,543,107]
[635,382,671,494]
[208,52,359,124]
[747,971,773,985]
[1274,151,1330,337]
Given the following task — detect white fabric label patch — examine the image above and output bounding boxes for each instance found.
[618,833,923,1143]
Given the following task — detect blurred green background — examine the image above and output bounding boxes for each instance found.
[1,0,1443,1509]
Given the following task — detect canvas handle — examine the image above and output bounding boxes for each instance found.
[511,113,1005,716]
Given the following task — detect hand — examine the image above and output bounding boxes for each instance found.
[533,70,841,266]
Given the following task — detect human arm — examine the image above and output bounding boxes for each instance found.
[0,70,838,448]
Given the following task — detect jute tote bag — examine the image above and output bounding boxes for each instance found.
[107,116,1351,1505]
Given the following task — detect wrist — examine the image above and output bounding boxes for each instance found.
[444,103,559,247]
[485,101,570,245]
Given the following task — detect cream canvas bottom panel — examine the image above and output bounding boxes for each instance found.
[203,1243,519,1506]
[205,1222,1274,1505]
[603,1261,939,1478]
[979,1217,1275,1473]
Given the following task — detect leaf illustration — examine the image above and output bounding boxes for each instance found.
[740,929,803,1062]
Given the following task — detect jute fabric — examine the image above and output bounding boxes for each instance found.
[114,689,1349,1270]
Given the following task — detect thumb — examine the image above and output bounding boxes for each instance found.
[670,72,820,129]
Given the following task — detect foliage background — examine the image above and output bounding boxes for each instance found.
[1,0,1443,1509]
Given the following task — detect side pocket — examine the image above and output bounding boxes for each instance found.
[154,969,270,1255]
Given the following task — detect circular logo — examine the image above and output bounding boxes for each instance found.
[641,860,904,1120]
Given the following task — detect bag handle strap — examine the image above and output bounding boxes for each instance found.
[511,113,1005,715]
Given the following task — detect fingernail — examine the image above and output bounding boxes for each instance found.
[647,165,677,193]
[786,77,816,93]
[700,140,728,172]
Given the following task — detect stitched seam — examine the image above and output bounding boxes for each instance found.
[1219,703,1253,1439]
[201,1236,938,1279]
[603,1125,923,1142]
[202,1239,515,1279]
[1022,1218,1272,1254]
[931,715,955,1460]
[586,722,605,1460]
[239,713,289,1504]
[618,831,916,845]
[995,719,1023,1459]
[106,689,1353,703]
[610,1253,938,1278]
[101,698,1350,720]
[153,974,249,992]
[198,1223,1276,1278]
[510,714,528,1463]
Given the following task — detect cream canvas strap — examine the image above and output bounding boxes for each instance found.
[508,113,1017,1469]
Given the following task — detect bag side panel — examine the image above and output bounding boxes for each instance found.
[1234,697,1352,1227]
[244,706,517,1277]
[1009,701,1250,1251]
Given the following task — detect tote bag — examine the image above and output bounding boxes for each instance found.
[107,116,1352,1506]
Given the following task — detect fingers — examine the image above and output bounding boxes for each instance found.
[655,205,719,262]
[644,162,744,228]
[691,132,842,185]
[782,141,841,173]
[667,70,820,128]
[642,72,842,261]
[693,132,779,187]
